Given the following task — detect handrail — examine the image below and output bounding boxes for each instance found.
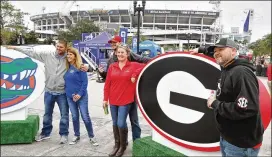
[85,47,97,66]
[81,47,98,70]
[81,52,96,70]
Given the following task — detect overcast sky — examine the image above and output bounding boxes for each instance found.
[11,1,271,42]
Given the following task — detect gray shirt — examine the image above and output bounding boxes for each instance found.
[15,47,67,94]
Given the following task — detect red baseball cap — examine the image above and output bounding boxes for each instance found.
[108,36,122,43]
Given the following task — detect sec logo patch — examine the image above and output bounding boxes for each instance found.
[136,52,271,153]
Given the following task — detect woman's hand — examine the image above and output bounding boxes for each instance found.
[80,64,89,72]
[73,94,81,102]
[190,48,199,54]
[131,77,136,83]
[103,101,108,108]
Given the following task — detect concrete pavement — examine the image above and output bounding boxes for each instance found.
[1,75,271,156]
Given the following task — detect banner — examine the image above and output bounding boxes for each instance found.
[81,33,96,42]
[119,28,128,44]
[72,40,80,50]
[99,59,109,71]
[144,10,219,17]
[243,11,250,33]
[132,36,137,50]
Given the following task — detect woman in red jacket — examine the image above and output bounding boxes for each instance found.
[103,44,144,157]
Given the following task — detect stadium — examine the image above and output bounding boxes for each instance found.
[30,1,251,50]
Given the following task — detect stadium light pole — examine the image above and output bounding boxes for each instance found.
[134,0,146,54]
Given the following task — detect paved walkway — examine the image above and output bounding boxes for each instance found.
[1,76,271,156]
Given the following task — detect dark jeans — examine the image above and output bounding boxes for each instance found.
[41,92,69,136]
[220,137,260,157]
[129,102,141,141]
[110,103,132,128]
[67,93,94,138]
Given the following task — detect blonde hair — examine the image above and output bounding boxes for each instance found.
[117,44,131,61]
[66,47,83,70]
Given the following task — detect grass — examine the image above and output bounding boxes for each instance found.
[133,136,186,156]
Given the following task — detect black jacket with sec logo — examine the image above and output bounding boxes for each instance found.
[211,59,264,148]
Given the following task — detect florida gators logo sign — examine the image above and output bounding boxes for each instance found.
[0,46,45,118]
[1,56,37,109]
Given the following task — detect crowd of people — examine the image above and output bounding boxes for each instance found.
[6,36,267,157]
[254,55,271,77]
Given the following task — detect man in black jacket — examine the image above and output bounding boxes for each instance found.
[201,38,264,157]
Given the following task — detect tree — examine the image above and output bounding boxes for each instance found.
[248,33,271,56]
[1,1,29,45]
[242,39,249,46]
[24,31,38,44]
[164,44,176,51]
[57,19,100,42]
[0,28,17,45]
[1,0,28,31]
[126,32,146,47]
[114,27,120,36]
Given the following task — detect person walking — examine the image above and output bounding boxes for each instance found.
[64,47,98,146]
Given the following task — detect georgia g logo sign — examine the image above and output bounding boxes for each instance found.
[0,46,45,116]
[136,52,271,154]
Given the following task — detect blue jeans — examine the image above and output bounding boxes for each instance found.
[129,102,141,141]
[67,93,94,138]
[110,103,132,128]
[220,137,260,157]
[41,92,69,136]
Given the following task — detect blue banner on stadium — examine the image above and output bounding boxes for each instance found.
[243,11,250,33]
[119,28,128,44]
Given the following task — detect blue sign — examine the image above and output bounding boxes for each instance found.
[72,40,80,50]
[132,36,137,50]
[99,59,109,71]
[82,33,96,42]
[119,28,128,44]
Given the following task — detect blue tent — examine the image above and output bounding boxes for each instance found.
[132,40,161,58]
[78,32,113,66]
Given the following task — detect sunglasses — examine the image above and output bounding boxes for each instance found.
[118,43,129,49]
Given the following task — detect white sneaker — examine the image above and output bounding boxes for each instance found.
[59,135,68,144]
[90,137,99,146]
[69,136,80,145]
